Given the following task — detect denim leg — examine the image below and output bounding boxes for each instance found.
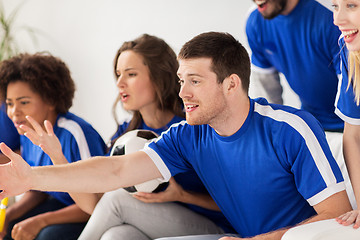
[4,197,66,240]
[36,222,87,240]
[5,197,86,240]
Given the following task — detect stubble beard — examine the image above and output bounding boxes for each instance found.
[260,0,287,20]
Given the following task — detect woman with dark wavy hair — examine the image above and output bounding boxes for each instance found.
[0,52,106,240]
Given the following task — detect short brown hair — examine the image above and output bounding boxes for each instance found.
[178,32,250,93]
[0,52,75,113]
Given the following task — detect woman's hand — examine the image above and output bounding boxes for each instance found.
[132,178,183,203]
[336,209,360,228]
[20,116,66,164]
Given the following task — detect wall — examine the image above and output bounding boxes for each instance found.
[2,0,331,141]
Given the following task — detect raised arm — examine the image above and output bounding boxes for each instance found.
[0,143,163,199]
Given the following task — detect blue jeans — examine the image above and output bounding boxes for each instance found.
[5,197,86,240]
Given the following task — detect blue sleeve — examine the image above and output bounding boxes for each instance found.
[246,10,273,69]
[276,109,344,205]
[144,122,193,179]
[0,103,20,150]
[335,39,360,125]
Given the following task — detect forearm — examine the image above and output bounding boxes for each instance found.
[241,215,334,240]
[35,204,90,227]
[247,191,351,240]
[243,216,323,240]
[31,156,123,193]
[69,193,103,214]
[49,151,104,214]
[180,191,220,211]
[343,123,360,207]
[30,152,161,194]
[7,191,48,222]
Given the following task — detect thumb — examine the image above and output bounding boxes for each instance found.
[0,143,16,162]
[0,143,22,166]
[0,143,32,198]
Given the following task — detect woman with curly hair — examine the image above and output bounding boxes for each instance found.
[0,52,106,240]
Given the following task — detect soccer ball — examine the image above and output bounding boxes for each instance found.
[110,129,168,193]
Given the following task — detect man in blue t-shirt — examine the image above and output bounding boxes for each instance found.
[246,0,341,130]
[0,32,352,240]
[246,0,357,209]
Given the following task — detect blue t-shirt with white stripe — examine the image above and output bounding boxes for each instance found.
[21,112,106,205]
[246,0,343,131]
[144,98,345,237]
[335,37,360,125]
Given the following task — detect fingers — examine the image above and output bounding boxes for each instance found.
[25,116,44,134]
[336,210,360,228]
[133,192,163,203]
[21,117,55,150]
[44,120,55,136]
[354,214,360,229]
[12,224,35,240]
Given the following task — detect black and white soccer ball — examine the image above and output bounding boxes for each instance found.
[110,129,168,193]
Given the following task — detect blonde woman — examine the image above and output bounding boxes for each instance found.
[281,1,360,239]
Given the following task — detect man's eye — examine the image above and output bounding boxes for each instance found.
[347,3,357,8]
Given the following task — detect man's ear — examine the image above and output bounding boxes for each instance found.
[224,73,241,93]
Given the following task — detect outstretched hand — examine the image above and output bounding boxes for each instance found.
[0,143,32,199]
[20,116,66,164]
